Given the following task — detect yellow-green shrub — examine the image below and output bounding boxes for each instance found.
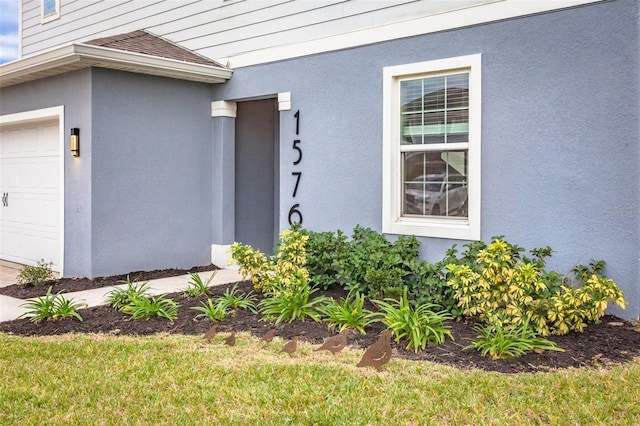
[446,238,627,336]
[229,229,309,294]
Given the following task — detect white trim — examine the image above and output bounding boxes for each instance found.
[383,54,481,240]
[278,92,291,111]
[221,0,602,68]
[211,101,237,118]
[0,43,232,88]
[211,244,234,269]
[0,106,65,275]
[41,0,60,24]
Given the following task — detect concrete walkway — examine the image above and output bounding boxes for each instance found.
[0,269,243,323]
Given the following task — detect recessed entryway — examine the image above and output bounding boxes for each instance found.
[234,98,279,255]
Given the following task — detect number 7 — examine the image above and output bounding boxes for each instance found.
[292,171,302,197]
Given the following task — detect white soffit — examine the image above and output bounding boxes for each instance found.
[221,0,604,68]
[0,43,232,88]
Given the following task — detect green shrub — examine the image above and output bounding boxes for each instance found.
[259,272,328,324]
[301,225,456,306]
[16,260,54,287]
[105,276,152,310]
[373,288,453,352]
[295,226,348,290]
[183,271,216,297]
[19,287,84,323]
[446,238,627,336]
[332,226,409,297]
[229,228,309,295]
[121,294,180,321]
[318,292,377,334]
[402,247,462,317]
[465,319,564,360]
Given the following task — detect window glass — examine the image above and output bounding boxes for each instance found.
[401,73,469,145]
[402,151,468,217]
[42,0,59,20]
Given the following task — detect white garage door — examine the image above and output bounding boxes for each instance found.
[0,120,61,272]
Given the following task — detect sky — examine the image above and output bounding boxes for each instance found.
[0,0,19,64]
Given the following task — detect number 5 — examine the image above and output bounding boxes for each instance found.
[293,140,302,165]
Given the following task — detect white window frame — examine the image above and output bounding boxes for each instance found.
[41,0,60,23]
[383,54,481,240]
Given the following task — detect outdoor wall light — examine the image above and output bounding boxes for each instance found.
[70,128,80,157]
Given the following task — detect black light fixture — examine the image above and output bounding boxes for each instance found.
[70,128,80,157]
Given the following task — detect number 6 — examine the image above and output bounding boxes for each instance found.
[288,204,303,225]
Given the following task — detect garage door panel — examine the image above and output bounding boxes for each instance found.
[40,235,59,265]
[41,199,59,228]
[39,125,59,153]
[22,233,40,263]
[3,195,22,223]
[21,127,39,153]
[4,162,21,188]
[39,160,59,190]
[1,129,21,154]
[0,231,21,262]
[21,161,40,189]
[21,197,40,225]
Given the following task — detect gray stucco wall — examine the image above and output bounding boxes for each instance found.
[212,0,639,319]
[0,69,93,278]
[0,68,216,278]
[90,68,214,276]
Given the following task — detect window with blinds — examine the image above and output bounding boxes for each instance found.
[383,54,481,240]
[400,73,470,218]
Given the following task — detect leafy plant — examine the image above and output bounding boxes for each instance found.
[294,225,349,290]
[19,286,84,323]
[333,226,413,297]
[214,284,258,313]
[229,228,310,295]
[183,271,217,297]
[318,291,376,334]
[465,320,564,360]
[403,248,462,317]
[121,294,180,321]
[259,272,329,324]
[191,298,229,322]
[373,288,453,352]
[105,276,152,310]
[16,259,55,287]
[446,238,627,335]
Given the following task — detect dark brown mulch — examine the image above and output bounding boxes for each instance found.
[1,273,639,374]
[0,264,218,299]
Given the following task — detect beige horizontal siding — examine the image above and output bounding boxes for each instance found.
[21,0,487,62]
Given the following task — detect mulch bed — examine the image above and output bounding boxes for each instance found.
[1,270,639,374]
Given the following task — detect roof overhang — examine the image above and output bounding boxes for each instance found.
[0,43,233,88]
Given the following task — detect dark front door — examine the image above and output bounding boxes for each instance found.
[234,98,279,254]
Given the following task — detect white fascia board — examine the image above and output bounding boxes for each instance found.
[0,43,232,88]
[0,44,80,77]
[73,44,232,81]
[222,0,603,68]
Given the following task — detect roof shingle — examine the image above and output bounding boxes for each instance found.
[85,30,225,68]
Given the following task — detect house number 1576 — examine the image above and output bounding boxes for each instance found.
[288,110,303,225]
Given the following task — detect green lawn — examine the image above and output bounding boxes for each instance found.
[1,332,639,425]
